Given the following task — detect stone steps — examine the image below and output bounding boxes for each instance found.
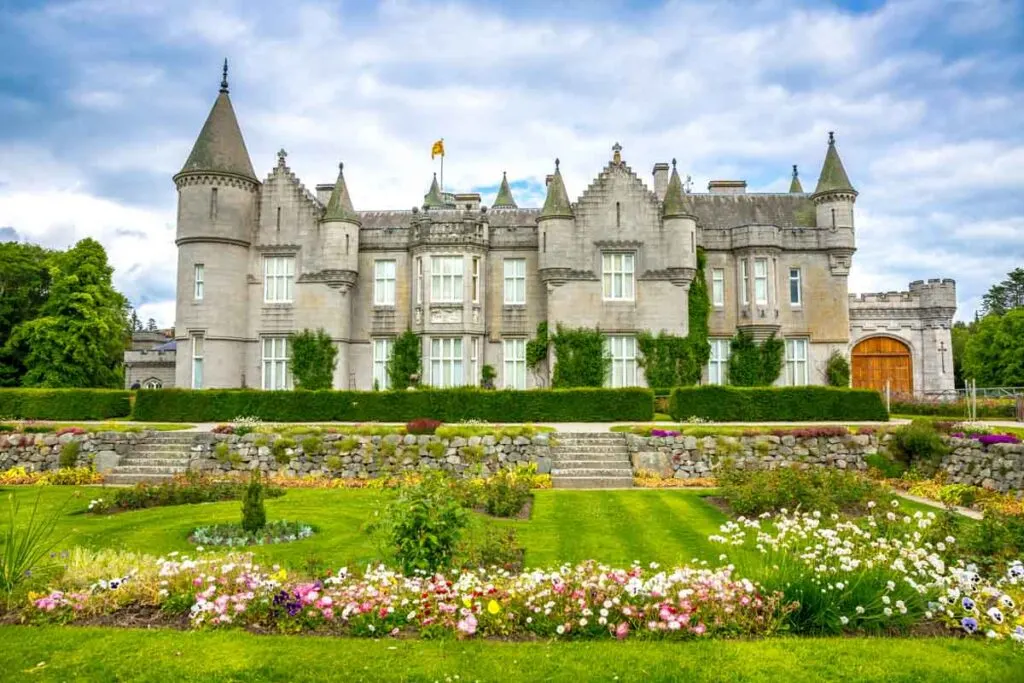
[113,464,189,474]
[552,467,632,477]
[104,472,178,486]
[105,436,196,484]
[553,476,634,489]
[555,459,633,468]
[118,457,190,467]
[550,433,632,489]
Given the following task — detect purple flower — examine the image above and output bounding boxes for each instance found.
[977,434,1021,446]
[651,429,680,438]
[962,597,976,612]
[961,617,978,634]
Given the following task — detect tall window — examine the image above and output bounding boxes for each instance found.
[711,268,724,307]
[504,258,526,305]
[415,257,423,305]
[789,268,802,306]
[785,339,809,386]
[262,337,292,390]
[471,257,481,304]
[470,337,479,385]
[210,187,218,220]
[503,339,527,389]
[264,256,295,303]
[191,335,204,389]
[602,253,635,300]
[741,260,750,306]
[431,256,464,303]
[605,335,637,387]
[707,338,731,385]
[754,258,768,306]
[372,338,393,390]
[374,260,396,306]
[194,264,205,300]
[430,337,463,387]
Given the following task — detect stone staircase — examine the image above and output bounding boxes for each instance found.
[551,432,633,489]
[104,433,196,485]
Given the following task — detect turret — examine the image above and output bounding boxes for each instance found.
[812,132,857,231]
[536,158,575,272]
[662,159,698,271]
[492,172,518,209]
[423,173,445,210]
[789,164,804,193]
[321,162,360,273]
[173,60,258,389]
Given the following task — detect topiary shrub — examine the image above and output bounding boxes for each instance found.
[240,470,267,533]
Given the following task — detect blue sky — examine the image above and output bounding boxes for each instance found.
[1,0,1022,327]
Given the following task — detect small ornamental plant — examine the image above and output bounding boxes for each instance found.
[241,470,267,534]
[406,418,442,435]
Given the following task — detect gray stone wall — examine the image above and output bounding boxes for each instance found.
[942,437,1024,493]
[0,432,146,473]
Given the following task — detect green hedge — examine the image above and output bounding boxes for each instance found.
[890,398,1016,419]
[134,388,655,423]
[0,389,132,420]
[669,386,888,422]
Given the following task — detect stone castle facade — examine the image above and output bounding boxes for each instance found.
[168,68,956,396]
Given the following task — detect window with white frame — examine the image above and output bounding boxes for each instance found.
[707,338,731,385]
[194,264,204,300]
[143,378,163,389]
[415,257,423,305]
[373,260,396,306]
[711,268,725,307]
[741,260,750,305]
[470,337,479,385]
[430,337,463,387]
[264,256,295,303]
[262,336,292,390]
[430,256,464,303]
[471,257,481,304]
[503,258,526,305]
[754,258,768,306]
[372,338,393,390]
[789,268,802,306]
[785,338,809,386]
[191,335,204,389]
[503,339,527,389]
[602,253,635,300]
[605,335,637,387]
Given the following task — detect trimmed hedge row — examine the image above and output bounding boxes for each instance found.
[890,399,1016,419]
[669,386,889,422]
[0,389,132,420]
[134,388,655,423]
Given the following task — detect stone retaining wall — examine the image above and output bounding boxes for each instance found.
[0,431,147,473]
[942,437,1024,493]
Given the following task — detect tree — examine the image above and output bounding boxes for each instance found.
[388,330,421,389]
[289,328,337,390]
[0,242,51,386]
[146,318,158,332]
[6,238,129,388]
[128,307,143,332]
[951,321,971,389]
[825,350,850,387]
[964,310,1024,387]
[981,268,1024,316]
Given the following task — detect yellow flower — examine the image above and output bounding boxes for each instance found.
[463,596,472,608]
[272,569,288,582]
[488,600,501,615]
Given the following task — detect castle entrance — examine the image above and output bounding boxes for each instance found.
[851,336,913,396]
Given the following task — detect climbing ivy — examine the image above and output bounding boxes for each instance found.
[550,325,610,388]
[727,331,784,386]
[387,329,422,390]
[687,250,711,371]
[289,328,337,390]
[526,321,549,370]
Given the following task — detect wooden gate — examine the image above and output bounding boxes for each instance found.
[852,336,913,395]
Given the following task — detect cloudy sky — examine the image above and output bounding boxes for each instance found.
[1,0,1022,327]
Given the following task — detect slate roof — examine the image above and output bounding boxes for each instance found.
[814,133,855,194]
[180,91,256,180]
[492,172,518,208]
[323,163,360,223]
[540,162,573,218]
[662,164,695,218]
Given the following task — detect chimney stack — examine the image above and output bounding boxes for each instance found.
[652,162,670,201]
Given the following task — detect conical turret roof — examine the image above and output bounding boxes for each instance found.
[539,159,573,218]
[179,62,256,180]
[423,173,444,209]
[814,132,855,194]
[662,160,695,218]
[789,165,804,193]
[492,172,518,208]
[323,162,359,223]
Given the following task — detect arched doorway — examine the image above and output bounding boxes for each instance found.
[852,336,913,395]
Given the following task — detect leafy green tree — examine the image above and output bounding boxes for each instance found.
[981,268,1024,316]
[0,243,52,386]
[951,321,971,389]
[289,328,337,390]
[964,310,1024,386]
[6,238,128,388]
[388,329,422,389]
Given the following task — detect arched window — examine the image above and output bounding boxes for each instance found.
[143,378,163,389]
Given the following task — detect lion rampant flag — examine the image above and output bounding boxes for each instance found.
[431,139,445,159]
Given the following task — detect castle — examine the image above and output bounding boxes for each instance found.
[158,66,957,397]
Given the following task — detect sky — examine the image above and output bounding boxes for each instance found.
[0,0,1022,328]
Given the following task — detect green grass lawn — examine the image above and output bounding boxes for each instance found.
[0,626,1019,682]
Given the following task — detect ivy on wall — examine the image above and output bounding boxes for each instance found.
[826,350,851,387]
[727,331,784,386]
[387,329,422,390]
[289,328,337,390]
[525,321,610,388]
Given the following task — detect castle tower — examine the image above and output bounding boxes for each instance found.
[536,159,574,274]
[789,164,803,193]
[492,172,518,209]
[662,159,698,280]
[319,162,361,388]
[813,132,857,279]
[173,61,259,389]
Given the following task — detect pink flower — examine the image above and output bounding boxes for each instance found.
[457,613,478,635]
[615,622,629,640]
[322,608,334,620]
[693,623,706,636]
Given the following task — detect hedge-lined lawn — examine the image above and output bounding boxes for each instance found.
[1,627,1019,682]
[0,487,742,569]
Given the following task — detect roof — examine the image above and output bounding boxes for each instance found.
[323,163,360,223]
[539,161,573,219]
[423,174,445,208]
[689,193,817,229]
[789,165,804,193]
[179,91,256,180]
[814,133,855,194]
[492,172,518,208]
[662,163,695,218]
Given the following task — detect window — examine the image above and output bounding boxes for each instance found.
[374,260,396,306]
[711,268,724,307]
[785,339,809,386]
[741,260,750,306]
[191,335,204,389]
[707,338,731,385]
[503,339,527,389]
[194,264,205,300]
[754,258,768,305]
[143,378,163,389]
[372,338,393,390]
[262,337,292,390]
[503,258,526,305]
[210,187,218,220]
[415,257,423,305]
[430,337,463,387]
[605,335,637,387]
[430,256,464,303]
[602,253,635,300]
[264,256,295,303]
[471,257,481,304]
[789,268,802,306]
[470,337,479,385]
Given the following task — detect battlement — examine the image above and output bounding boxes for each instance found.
[849,279,957,309]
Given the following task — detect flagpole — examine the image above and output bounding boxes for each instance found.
[440,144,444,193]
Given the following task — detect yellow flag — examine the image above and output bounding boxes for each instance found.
[431,139,444,159]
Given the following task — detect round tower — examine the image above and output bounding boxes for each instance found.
[661,159,698,277]
[812,132,858,235]
[173,61,259,389]
[536,159,575,274]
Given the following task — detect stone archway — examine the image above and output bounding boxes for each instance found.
[851,336,913,395]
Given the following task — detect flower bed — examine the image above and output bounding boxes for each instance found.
[0,465,103,486]
[189,521,315,547]
[88,473,285,513]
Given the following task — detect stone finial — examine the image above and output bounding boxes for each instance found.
[792,164,799,177]
[672,158,677,169]
[828,131,835,145]
[220,58,229,94]
[555,158,560,170]
[612,142,622,165]
[277,149,288,168]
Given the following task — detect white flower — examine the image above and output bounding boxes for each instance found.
[891,499,900,508]
[855,606,865,615]
[882,596,891,605]
[883,607,893,617]
[839,616,849,625]
[867,501,876,509]
[579,618,588,627]
[556,625,565,635]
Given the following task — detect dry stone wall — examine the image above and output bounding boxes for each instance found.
[0,431,149,473]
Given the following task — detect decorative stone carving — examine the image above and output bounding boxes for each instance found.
[429,306,462,324]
